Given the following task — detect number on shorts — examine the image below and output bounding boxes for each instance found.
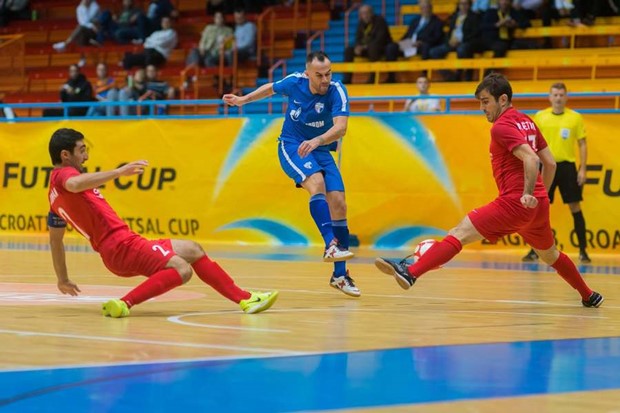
[152,244,171,257]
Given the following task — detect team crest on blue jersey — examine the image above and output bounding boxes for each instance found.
[289,107,301,121]
[314,102,324,113]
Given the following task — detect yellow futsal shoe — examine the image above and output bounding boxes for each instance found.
[102,299,130,318]
[240,291,279,314]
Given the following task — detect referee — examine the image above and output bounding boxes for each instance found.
[523,82,591,263]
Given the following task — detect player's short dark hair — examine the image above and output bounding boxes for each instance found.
[475,73,513,102]
[49,128,84,165]
[306,51,330,64]
[550,82,567,92]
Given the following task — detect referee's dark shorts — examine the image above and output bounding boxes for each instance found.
[548,161,583,204]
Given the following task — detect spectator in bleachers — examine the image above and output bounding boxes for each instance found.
[342,4,392,84]
[0,0,29,27]
[118,68,147,115]
[385,0,444,62]
[403,76,441,112]
[429,0,481,81]
[541,0,614,28]
[185,11,233,67]
[469,0,530,58]
[53,0,101,51]
[122,16,177,69]
[86,63,119,116]
[145,64,174,114]
[98,0,146,44]
[145,0,178,35]
[227,9,256,64]
[60,64,94,117]
[145,64,175,100]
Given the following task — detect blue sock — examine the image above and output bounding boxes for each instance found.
[332,219,349,277]
[309,194,334,247]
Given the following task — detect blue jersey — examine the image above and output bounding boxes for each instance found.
[272,73,349,147]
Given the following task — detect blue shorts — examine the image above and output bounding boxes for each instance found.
[277,140,345,191]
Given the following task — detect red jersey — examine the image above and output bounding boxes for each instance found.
[490,107,549,198]
[48,166,129,252]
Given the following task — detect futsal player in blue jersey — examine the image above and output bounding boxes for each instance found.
[223,51,360,297]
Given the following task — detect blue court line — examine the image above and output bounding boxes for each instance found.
[1,337,619,412]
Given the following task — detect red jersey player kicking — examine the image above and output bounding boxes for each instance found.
[47,128,279,317]
[375,74,603,308]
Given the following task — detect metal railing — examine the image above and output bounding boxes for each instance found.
[2,92,620,122]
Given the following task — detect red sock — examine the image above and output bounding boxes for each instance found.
[121,268,183,308]
[407,235,462,278]
[192,255,251,303]
[551,252,593,300]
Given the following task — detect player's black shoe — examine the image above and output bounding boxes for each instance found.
[374,257,416,290]
[582,291,604,308]
[522,249,539,262]
[579,250,591,264]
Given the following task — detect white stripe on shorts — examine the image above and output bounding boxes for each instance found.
[280,140,307,182]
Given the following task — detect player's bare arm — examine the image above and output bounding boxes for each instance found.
[298,116,348,158]
[64,160,148,193]
[512,144,540,208]
[222,83,275,107]
[577,138,587,185]
[536,147,557,191]
[49,226,81,296]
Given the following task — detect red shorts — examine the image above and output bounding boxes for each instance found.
[468,196,555,250]
[98,232,175,277]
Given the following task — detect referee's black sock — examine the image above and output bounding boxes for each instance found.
[573,211,587,252]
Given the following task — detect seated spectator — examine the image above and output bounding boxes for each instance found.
[122,16,177,69]
[60,64,94,117]
[430,0,480,59]
[53,0,101,51]
[98,0,146,44]
[145,64,175,100]
[386,0,444,62]
[429,0,481,81]
[145,64,174,114]
[227,9,256,65]
[145,0,177,34]
[186,11,233,67]
[86,63,119,116]
[404,76,441,112]
[469,0,530,58]
[342,4,392,84]
[118,68,148,115]
[0,0,30,27]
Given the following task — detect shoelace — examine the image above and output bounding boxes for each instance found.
[399,254,415,266]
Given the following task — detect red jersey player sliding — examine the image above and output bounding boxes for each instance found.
[47,128,279,318]
[375,73,603,308]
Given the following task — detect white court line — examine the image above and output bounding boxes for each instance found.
[168,306,602,321]
[0,328,297,355]
[447,310,606,319]
[247,286,620,309]
[167,313,290,333]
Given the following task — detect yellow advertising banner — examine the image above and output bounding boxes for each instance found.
[0,115,618,253]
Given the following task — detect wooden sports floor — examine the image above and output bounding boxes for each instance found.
[1,234,620,412]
